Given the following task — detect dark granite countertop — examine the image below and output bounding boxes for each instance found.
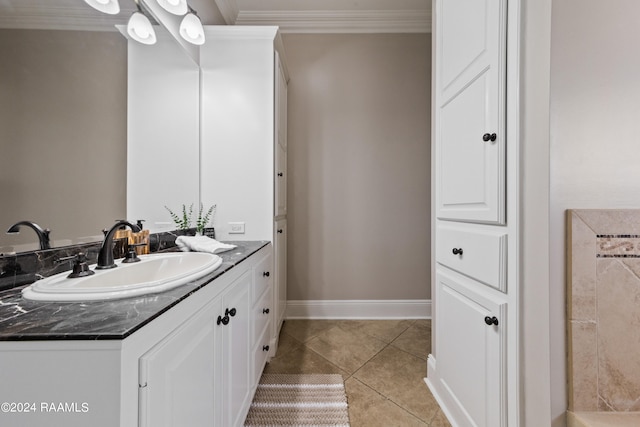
[0,241,268,341]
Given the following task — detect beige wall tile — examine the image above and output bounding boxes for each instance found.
[568,211,597,321]
[574,210,640,235]
[568,321,598,411]
[596,259,640,411]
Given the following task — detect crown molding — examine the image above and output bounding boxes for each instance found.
[213,0,239,25]
[235,9,431,34]
[0,5,133,31]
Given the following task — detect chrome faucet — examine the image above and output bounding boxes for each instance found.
[96,220,141,270]
[6,221,51,250]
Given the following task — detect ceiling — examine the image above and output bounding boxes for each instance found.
[0,0,431,33]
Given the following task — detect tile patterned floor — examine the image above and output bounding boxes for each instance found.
[262,319,451,427]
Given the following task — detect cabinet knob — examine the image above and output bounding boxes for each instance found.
[482,133,497,142]
[263,308,270,314]
[225,307,237,317]
[217,315,229,326]
[277,172,284,177]
[277,229,283,234]
[484,316,499,326]
[263,271,270,277]
[262,345,270,352]
[452,248,463,255]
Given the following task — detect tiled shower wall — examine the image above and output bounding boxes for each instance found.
[568,209,640,412]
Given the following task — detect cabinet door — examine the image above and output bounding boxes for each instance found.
[435,268,506,427]
[139,300,218,427]
[275,141,287,217]
[220,271,252,427]
[275,51,287,150]
[435,0,506,224]
[274,219,287,338]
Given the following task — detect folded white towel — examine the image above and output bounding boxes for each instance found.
[175,235,237,254]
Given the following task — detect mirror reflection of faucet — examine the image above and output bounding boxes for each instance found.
[6,221,51,250]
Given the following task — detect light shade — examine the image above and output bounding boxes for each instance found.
[179,12,205,45]
[157,0,188,15]
[127,12,157,45]
[84,0,120,15]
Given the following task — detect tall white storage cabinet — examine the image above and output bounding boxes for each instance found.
[200,27,288,353]
[428,0,521,426]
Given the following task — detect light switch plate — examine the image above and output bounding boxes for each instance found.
[229,222,245,234]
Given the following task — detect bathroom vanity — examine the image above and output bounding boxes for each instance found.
[0,242,275,427]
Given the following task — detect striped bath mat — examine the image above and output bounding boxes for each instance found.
[244,373,350,427]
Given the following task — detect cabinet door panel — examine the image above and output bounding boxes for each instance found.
[275,51,288,150]
[435,268,506,427]
[275,142,287,217]
[435,0,506,224]
[274,219,287,334]
[221,271,252,427]
[139,303,217,427]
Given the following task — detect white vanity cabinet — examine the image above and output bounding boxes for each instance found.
[429,0,520,425]
[0,244,273,427]
[199,26,288,355]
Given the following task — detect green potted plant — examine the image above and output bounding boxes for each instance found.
[165,203,194,235]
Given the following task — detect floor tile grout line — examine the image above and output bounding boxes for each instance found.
[347,377,429,426]
[348,341,434,424]
[269,320,446,427]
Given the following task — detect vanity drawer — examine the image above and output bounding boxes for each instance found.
[253,321,271,388]
[253,287,272,340]
[436,224,507,292]
[253,252,273,304]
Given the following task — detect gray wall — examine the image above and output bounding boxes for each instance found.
[549,0,640,424]
[282,33,431,301]
[0,29,126,251]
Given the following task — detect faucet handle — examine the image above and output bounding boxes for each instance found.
[56,253,95,278]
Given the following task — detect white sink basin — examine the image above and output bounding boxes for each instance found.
[22,252,222,302]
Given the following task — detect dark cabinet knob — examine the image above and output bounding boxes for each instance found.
[217,315,229,326]
[277,229,283,234]
[277,172,283,177]
[482,133,497,142]
[484,316,499,326]
[263,345,270,352]
[263,308,270,314]
[263,271,270,277]
[452,248,463,255]
[225,307,237,317]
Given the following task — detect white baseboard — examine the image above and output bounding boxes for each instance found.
[284,299,431,319]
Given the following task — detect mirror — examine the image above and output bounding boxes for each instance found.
[0,11,200,253]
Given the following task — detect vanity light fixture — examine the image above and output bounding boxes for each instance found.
[157,0,188,16]
[179,7,205,45]
[84,0,120,15]
[127,6,157,45]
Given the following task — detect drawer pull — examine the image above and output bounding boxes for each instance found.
[263,271,270,277]
[225,307,237,317]
[482,133,497,142]
[484,316,499,326]
[452,248,463,255]
[277,229,283,234]
[277,172,284,177]
[262,345,270,352]
[217,315,229,326]
[262,308,270,314]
